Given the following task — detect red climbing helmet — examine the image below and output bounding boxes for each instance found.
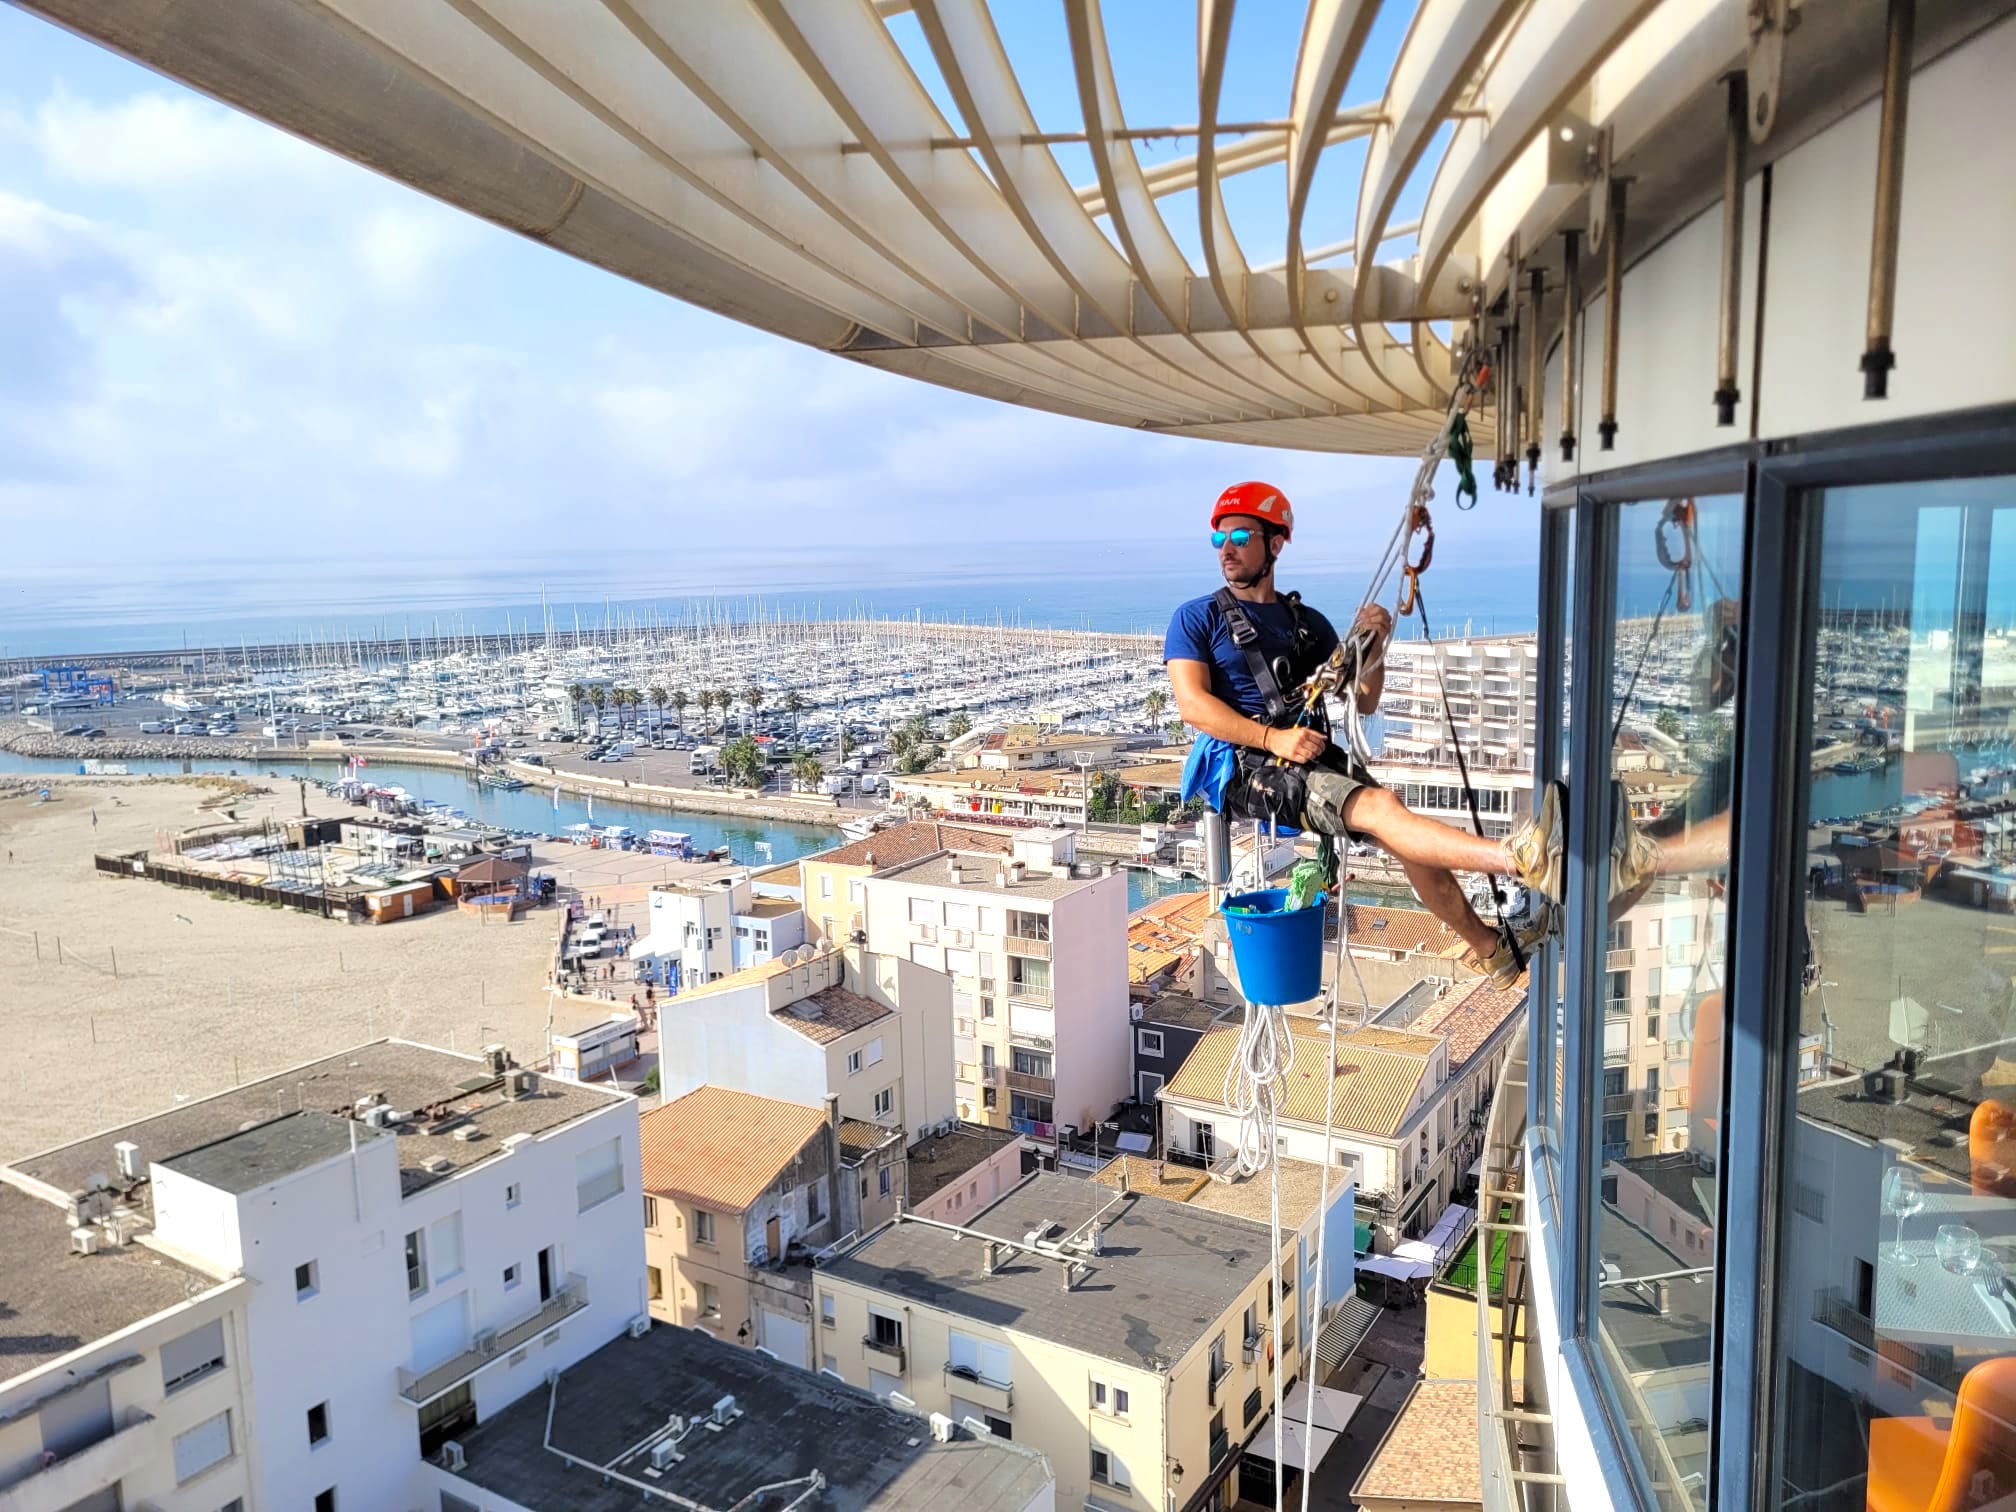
[1211,481,1294,541]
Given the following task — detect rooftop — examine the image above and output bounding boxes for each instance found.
[1112,760,1187,788]
[1092,1154,1345,1229]
[874,850,1107,902]
[741,895,801,919]
[11,1041,622,1205]
[1134,991,1236,1034]
[1162,1025,1437,1138]
[158,1109,385,1195]
[1611,1149,1717,1227]
[444,1320,1052,1512]
[1127,892,1215,984]
[775,986,895,1046]
[1407,979,1528,1068]
[1794,1042,2016,1186]
[1343,904,1467,958]
[1353,1380,1484,1507]
[892,769,1084,796]
[805,821,1014,872]
[0,1182,224,1378]
[821,1172,1276,1370]
[641,1087,828,1213]
[906,1122,1025,1205]
[840,1118,904,1155]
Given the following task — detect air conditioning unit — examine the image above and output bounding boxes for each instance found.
[711,1394,740,1427]
[439,1440,467,1472]
[473,1329,498,1355]
[113,1140,143,1180]
[362,1105,399,1130]
[1128,1004,1144,1021]
[928,1412,955,1442]
[1242,1333,1262,1363]
[960,1415,992,1438]
[70,1226,101,1257]
[628,1315,651,1339]
[648,1438,682,1471]
[887,1389,917,1411]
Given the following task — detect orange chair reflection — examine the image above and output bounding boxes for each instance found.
[1971,1098,2016,1199]
[1867,1357,2016,1512]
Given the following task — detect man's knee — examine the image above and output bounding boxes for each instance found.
[1304,769,1385,836]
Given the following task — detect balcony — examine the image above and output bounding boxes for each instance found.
[942,927,973,948]
[1209,1424,1232,1467]
[862,1333,906,1372]
[943,1363,1013,1412]
[910,922,938,944]
[1004,935,1051,961]
[1006,983,1053,1006]
[1009,1115,1056,1140]
[0,1407,155,1512]
[1606,948,1635,969]
[1207,1358,1234,1407]
[1005,1070,1055,1096]
[398,1272,588,1404]
[1603,1092,1636,1112]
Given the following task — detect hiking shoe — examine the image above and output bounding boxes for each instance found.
[1468,888,1555,988]
[1506,780,1566,901]
[1608,780,1661,901]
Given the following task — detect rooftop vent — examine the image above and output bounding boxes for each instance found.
[113,1141,143,1181]
[509,1069,540,1100]
[423,1156,455,1175]
[70,1226,101,1257]
[929,1411,956,1442]
[453,1127,482,1143]
[439,1441,466,1472]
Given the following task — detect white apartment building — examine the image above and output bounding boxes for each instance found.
[861,829,1129,1140]
[1,1039,644,1512]
[634,866,805,988]
[653,940,955,1140]
[1366,632,1539,840]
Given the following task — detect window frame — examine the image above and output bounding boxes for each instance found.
[1531,404,2016,1512]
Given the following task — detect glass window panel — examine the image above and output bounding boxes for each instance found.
[1775,475,2016,1512]
[1544,507,1579,1155]
[1592,493,1742,1511]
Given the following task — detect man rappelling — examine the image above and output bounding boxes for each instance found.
[1166,481,1568,986]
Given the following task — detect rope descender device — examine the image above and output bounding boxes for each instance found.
[1397,505,1435,616]
[1656,498,1697,611]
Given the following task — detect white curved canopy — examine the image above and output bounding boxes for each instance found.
[22,0,2000,456]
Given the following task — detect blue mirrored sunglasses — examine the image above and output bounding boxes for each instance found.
[1211,527,1257,549]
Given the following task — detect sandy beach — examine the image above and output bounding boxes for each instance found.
[0,775,570,1163]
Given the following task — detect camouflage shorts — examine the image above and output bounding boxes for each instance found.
[1227,754,1377,837]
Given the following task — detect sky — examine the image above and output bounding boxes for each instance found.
[0,2,1539,634]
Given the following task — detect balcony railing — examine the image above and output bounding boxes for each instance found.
[0,1406,156,1506]
[910,922,938,944]
[1606,948,1636,969]
[1008,1115,1056,1140]
[1209,1425,1232,1467]
[398,1272,588,1403]
[1207,1358,1234,1407]
[1603,1092,1636,1112]
[862,1334,906,1371]
[1006,983,1053,1006]
[943,1363,1013,1411]
[1005,1070,1055,1096]
[1004,935,1051,960]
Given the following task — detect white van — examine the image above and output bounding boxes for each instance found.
[820,774,854,796]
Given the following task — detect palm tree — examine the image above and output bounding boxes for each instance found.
[792,753,824,790]
[783,690,807,744]
[586,684,607,730]
[648,686,668,738]
[566,682,586,731]
[947,709,972,740]
[838,727,854,760]
[889,727,917,763]
[1144,688,1168,726]
[744,685,765,737]
[670,689,688,734]
[1165,719,1187,743]
[713,689,734,734]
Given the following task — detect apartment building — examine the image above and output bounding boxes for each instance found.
[639,1087,839,1369]
[905,1121,1030,1224]
[1159,978,1525,1246]
[889,768,1091,828]
[633,865,805,988]
[1362,632,1539,841]
[861,829,1129,1139]
[0,1183,251,1512]
[1599,882,1726,1161]
[816,1172,1320,1512]
[797,820,1011,948]
[653,939,954,1140]
[0,1039,643,1512]
[967,726,1130,771]
[427,1313,1055,1512]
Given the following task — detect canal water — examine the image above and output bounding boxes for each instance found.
[0,751,1204,911]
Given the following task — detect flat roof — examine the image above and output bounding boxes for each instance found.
[159,1110,385,1194]
[874,851,1103,901]
[741,895,800,918]
[0,1183,221,1377]
[1137,991,1237,1034]
[13,1041,623,1204]
[1091,1154,1343,1229]
[445,1320,1052,1512]
[906,1123,1024,1204]
[822,1172,1271,1370]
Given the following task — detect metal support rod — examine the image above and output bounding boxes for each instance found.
[1863,0,1915,399]
[1558,231,1581,463]
[1202,810,1230,911]
[1495,330,1512,489]
[1599,180,1626,449]
[1524,267,1544,491]
[1714,73,1748,427]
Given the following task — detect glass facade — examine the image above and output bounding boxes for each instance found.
[1524,429,2016,1512]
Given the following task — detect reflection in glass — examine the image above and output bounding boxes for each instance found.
[1546,509,1578,1149]
[1594,494,1744,1511]
[1777,476,2016,1512]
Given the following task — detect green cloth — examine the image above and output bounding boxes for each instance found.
[1284,858,1327,911]
[1353,1219,1373,1256]
[1448,411,1478,509]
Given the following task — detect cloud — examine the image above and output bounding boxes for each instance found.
[32,88,337,192]
[355,204,470,298]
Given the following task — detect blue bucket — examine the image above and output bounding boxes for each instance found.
[1221,888,1328,1005]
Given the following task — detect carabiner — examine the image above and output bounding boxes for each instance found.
[1656,499,1696,611]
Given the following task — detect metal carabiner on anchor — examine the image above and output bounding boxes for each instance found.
[1397,506,1436,616]
[1656,498,1697,611]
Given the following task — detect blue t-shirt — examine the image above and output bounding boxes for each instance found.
[1164,592,1340,722]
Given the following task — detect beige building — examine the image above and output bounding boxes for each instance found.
[862,829,1130,1139]
[640,1086,840,1370]
[816,1172,1307,1512]
[1601,882,1725,1160]
[890,768,1090,828]
[968,726,1130,772]
[905,1121,1030,1224]
[797,820,1012,948]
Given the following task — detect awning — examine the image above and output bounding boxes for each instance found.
[1314,1296,1382,1375]
[1244,1381,1364,1473]
[1358,1254,1433,1283]
[1353,1219,1373,1255]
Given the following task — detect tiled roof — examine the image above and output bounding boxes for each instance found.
[1353,1380,1483,1506]
[805,821,1013,871]
[774,986,894,1045]
[1409,978,1527,1068]
[1344,904,1466,957]
[1161,1025,1435,1137]
[640,1087,827,1213]
[1113,761,1187,788]
[1343,1026,1444,1055]
[839,1117,900,1153]
[1126,890,1214,983]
